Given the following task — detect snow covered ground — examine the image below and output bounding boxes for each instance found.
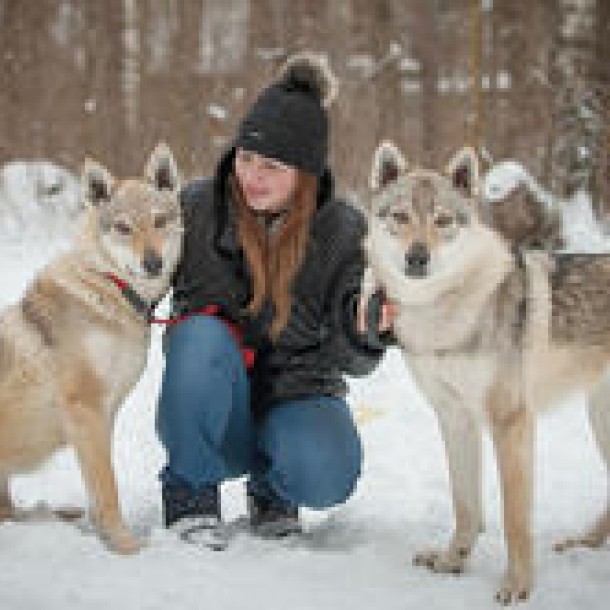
[1,179,609,609]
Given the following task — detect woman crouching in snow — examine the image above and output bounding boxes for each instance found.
[156,52,394,549]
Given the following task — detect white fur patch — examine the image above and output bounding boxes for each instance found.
[408,351,498,419]
[100,233,143,277]
[84,329,148,419]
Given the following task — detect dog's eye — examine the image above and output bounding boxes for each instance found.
[434,214,454,228]
[114,221,132,235]
[391,211,410,224]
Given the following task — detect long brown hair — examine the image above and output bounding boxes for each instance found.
[231,171,318,340]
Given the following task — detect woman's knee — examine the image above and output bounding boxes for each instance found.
[261,399,363,509]
[165,315,237,366]
[295,446,362,509]
[163,316,241,390]
[158,315,245,436]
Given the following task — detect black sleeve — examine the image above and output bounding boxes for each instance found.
[326,235,393,377]
[331,252,393,377]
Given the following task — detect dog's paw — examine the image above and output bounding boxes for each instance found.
[53,506,85,522]
[494,571,532,605]
[104,526,146,555]
[553,532,606,553]
[413,547,470,575]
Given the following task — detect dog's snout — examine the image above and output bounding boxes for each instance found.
[142,249,163,277]
[405,242,430,278]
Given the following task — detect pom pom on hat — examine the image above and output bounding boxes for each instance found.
[234,51,338,176]
[276,52,339,109]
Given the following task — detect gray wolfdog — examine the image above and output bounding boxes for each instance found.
[362,142,610,604]
[0,143,183,553]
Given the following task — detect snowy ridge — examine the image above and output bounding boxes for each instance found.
[0,160,83,242]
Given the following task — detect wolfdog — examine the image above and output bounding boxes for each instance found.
[362,142,610,603]
[0,143,183,554]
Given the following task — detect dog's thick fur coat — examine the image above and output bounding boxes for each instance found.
[363,143,610,603]
[0,144,183,553]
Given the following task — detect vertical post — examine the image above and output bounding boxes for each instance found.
[122,0,140,134]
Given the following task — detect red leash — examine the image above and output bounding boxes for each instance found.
[148,306,218,326]
[103,272,255,369]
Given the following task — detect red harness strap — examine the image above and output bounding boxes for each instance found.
[103,273,255,370]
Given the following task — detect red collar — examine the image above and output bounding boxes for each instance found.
[102,272,255,368]
[103,272,169,324]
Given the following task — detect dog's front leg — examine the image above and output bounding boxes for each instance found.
[555,376,610,552]
[60,371,143,554]
[413,396,483,574]
[489,404,534,605]
[413,410,483,574]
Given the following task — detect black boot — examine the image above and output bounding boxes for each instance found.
[162,479,228,551]
[247,480,301,538]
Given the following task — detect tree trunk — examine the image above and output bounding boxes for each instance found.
[549,0,599,203]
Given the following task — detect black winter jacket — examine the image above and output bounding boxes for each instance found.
[169,149,387,415]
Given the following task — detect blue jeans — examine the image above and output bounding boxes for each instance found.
[156,315,363,509]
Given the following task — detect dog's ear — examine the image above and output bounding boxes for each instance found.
[446,147,480,199]
[370,141,408,191]
[82,159,115,207]
[145,142,180,192]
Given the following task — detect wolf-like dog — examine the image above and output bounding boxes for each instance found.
[362,142,610,604]
[0,143,183,554]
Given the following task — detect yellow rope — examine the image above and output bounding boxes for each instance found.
[352,403,386,426]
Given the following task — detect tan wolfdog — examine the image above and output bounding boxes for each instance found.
[362,142,610,604]
[0,143,183,554]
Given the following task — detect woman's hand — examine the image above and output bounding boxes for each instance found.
[356,291,396,335]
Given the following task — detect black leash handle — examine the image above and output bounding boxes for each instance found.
[363,289,387,350]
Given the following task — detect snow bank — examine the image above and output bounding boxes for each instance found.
[0,160,83,242]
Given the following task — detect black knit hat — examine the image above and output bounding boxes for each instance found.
[234,53,338,177]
